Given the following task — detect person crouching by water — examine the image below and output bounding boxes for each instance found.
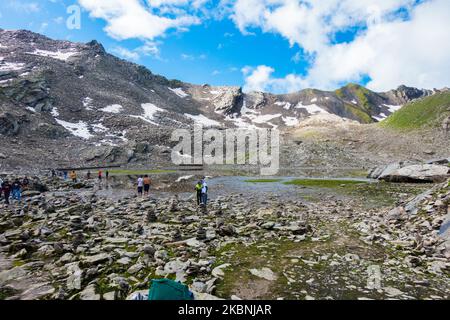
[195,181,203,206]
[137,176,144,197]
[143,175,151,196]
[201,177,208,206]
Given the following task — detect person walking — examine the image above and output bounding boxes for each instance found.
[137,176,144,197]
[63,171,68,180]
[195,181,203,206]
[143,175,151,196]
[201,177,208,206]
[98,170,103,181]
[106,170,110,180]
[2,180,11,205]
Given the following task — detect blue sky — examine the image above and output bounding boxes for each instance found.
[0,0,449,93]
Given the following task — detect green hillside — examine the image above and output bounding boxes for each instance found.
[381,91,450,130]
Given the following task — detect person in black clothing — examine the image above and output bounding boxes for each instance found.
[2,180,11,205]
[22,177,30,191]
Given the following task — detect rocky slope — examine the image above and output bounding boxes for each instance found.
[0,29,446,171]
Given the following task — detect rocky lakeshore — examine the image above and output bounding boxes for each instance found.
[0,176,448,300]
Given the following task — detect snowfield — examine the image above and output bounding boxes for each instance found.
[55,119,93,139]
[130,103,165,125]
[184,114,221,127]
[0,60,25,71]
[282,117,300,127]
[169,87,189,98]
[26,49,79,61]
[384,104,403,113]
[296,102,329,115]
[101,104,123,114]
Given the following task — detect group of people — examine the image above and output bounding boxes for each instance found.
[137,175,152,197]
[53,169,110,182]
[135,175,209,206]
[0,176,30,205]
[195,178,208,206]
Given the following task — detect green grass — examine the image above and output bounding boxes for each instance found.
[108,169,176,175]
[381,91,450,130]
[245,179,283,183]
[284,179,367,188]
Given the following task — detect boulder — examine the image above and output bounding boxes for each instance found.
[378,164,450,183]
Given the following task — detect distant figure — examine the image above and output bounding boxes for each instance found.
[143,175,151,196]
[98,170,103,181]
[106,170,110,180]
[51,169,56,178]
[201,177,208,206]
[87,170,92,180]
[11,179,22,202]
[22,176,30,191]
[195,181,203,206]
[2,180,11,205]
[137,176,144,197]
[69,171,77,183]
[63,171,68,180]
[0,177,3,201]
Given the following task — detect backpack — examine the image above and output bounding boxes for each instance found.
[195,184,202,191]
[148,279,194,301]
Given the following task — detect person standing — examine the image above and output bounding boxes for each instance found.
[0,177,3,202]
[87,170,92,180]
[63,171,68,180]
[98,170,103,181]
[106,170,110,180]
[137,176,144,197]
[2,180,11,205]
[143,175,151,196]
[11,179,21,202]
[22,176,30,191]
[195,181,203,206]
[69,171,77,183]
[201,177,208,206]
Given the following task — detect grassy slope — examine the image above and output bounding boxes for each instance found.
[335,84,376,123]
[381,91,450,130]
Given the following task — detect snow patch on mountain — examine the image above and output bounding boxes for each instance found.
[26,49,79,61]
[55,119,93,139]
[169,87,189,98]
[282,117,300,127]
[0,61,25,71]
[384,104,402,113]
[275,101,292,110]
[247,113,282,124]
[92,123,108,133]
[83,97,94,110]
[51,107,60,117]
[184,114,221,127]
[296,102,329,115]
[101,104,123,114]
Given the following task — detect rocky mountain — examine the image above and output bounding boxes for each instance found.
[0,29,446,169]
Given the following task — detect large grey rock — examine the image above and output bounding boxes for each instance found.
[379,164,450,183]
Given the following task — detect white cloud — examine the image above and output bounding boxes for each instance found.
[78,0,202,41]
[111,46,140,61]
[235,0,450,92]
[242,65,306,93]
[110,41,161,61]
